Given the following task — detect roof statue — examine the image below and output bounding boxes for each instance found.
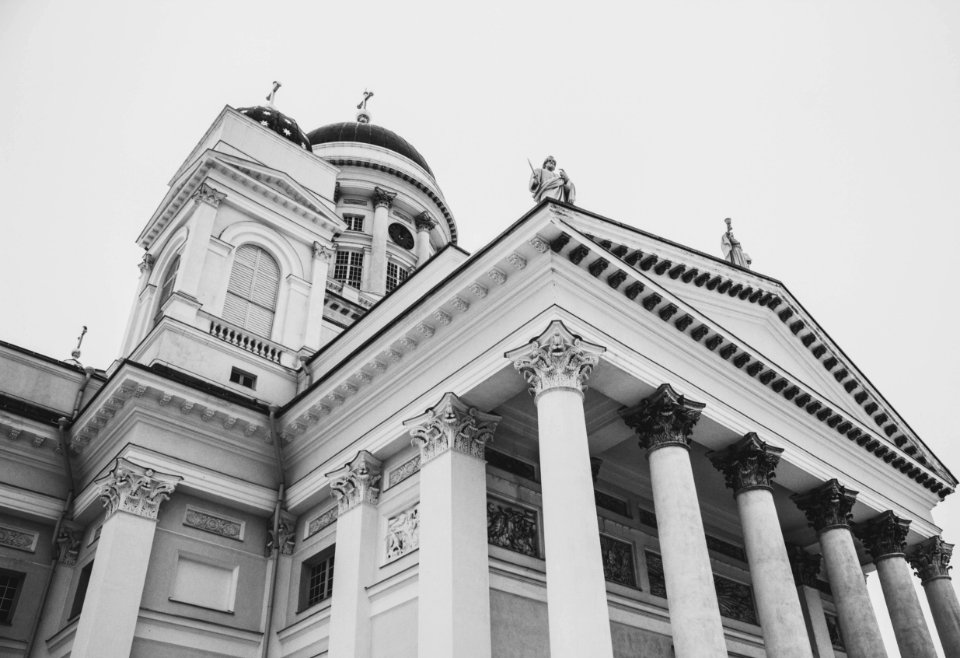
[721,217,751,269]
[356,89,374,124]
[529,155,576,205]
[265,81,281,107]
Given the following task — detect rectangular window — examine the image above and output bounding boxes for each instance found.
[299,546,335,611]
[343,214,365,232]
[333,251,363,289]
[386,261,409,293]
[229,367,257,389]
[0,569,25,625]
[69,561,94,620]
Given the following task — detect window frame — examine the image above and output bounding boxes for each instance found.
[298,545,335,612]
[332,250,364,289]
[343,214,365,232]
[229,367,257,390]
[154,253,181,323]
[68,560,94,621]
[386,260,410,293]
[0,568,25,626]
[223,244,281,338]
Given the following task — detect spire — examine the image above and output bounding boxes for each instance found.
[356,89,374,124]
[721,218,752,269]
[265,81,281,108]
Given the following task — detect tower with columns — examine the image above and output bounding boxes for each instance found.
[0,94,958,658]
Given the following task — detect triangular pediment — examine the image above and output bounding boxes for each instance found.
[215,155,331,215]
[533,202,954,490]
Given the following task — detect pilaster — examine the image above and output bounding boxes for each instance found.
[304,241,334,349]
[174,182,224,303]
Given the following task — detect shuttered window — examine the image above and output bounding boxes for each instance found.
[223,245,280,338]
[154,254,181,324]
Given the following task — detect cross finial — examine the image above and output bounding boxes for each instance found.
[266,81,281,107]
[356,89,374,124]
[71,325,87,361]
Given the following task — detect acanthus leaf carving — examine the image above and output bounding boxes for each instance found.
[908,536,954,583]
[708,433,783,493]
[96,458,182,520]
[620,383,705,452]
[326,450,382,514]
[791,479,858,533]
[854,510,911,560]
[505,320,605,400]
[404,392,501,464]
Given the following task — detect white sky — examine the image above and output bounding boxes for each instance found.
[1,1,958,654]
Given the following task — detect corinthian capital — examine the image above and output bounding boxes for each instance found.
[708,433,783,494]
[787,545,823,588]
[312,241,334,263]
[97,458,182,520]
[404,393,501,464]
[908,535,954,583]
[326,451,382,514]
[415,211,437,232]
[791,479,858,533]
[855,511,911,561]
[373,186,397,209]
[191,182,226,208]
[505,320,605,400]
[619,383,705,452]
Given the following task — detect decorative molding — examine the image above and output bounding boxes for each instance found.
[326,450,382,514]
[434,310,452,326]
[792,479,858,533]
[306,507,337,539]
[97,458,182,520]
[451,296,470,313]
[266,519,295,556]
[708,433,784,494]
[385,504,420,560]
[620,383,705,453]
[487,498,539,557]
[854,510,910,560]
[55,527,81,565]
[469,282,488,298]
[488,268,507,285]
[404,392,501,464]
[388,454,422,487]
[414,211,437,232]
[787,545,823,588]
[373,186,397,209]
[138,253,155,274]
[600,534,637,587]
[507,253,527,270]
[908,536,954,583]
[0,523,38,553]
[529,235,550,254]
[505,320,605,400]
[312,241,335,263]
[183,506,245,541]
[417,322,435,338]
[191,182,226,208]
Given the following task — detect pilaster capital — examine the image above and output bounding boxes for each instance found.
[373,186,397,209]
[265,517,296,557]
[415,211,437,232]
[138,253,155,274]
[326,450,382,514]
[312,241,335,263]
[97,458,182,520]
[854,510,911,561]
[787,545,823,588]
[619,383,705,452]
[191,182,226,208]
[791,479,858,533]
[505,320,605,400]
[908,535,954,583]
[708,432,783,494]
[404,392,501,464]
[55,525,82,566]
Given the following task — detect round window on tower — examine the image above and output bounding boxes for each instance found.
[388,223,415,250]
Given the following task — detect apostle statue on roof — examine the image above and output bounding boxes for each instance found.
[721,218,752,269]
[529,155,576,205]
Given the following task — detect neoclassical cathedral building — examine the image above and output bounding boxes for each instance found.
[0,92,958,658]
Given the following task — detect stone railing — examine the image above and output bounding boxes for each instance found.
[326,279,344,294]
[205,316,284,364]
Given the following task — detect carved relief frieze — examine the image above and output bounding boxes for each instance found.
[385,504,420,560]
[487,499,539,558]
[191,182,226,208]
[405,392,501,464]
[97,458,182,520]
[599,534,637,587]
[183,506,245,541]
[0,524,38,553]
[529,235,550,254]
[306,507,338,539]
[388,454,422,488]
[506,320,605,399]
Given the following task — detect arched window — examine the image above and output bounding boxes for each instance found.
[154,254,181,323]
[223,245,281,338]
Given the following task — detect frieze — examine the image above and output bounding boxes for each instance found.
[306,507,338,539]
[487,499,539,558]
[600,534,637,588]
[183,506,245,541]
[388,454,422,487]
[0,524,38,553]
[386,504,420,560]
[714,574,758,625]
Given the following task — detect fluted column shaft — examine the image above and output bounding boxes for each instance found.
[910,536,960,658]
[72,459,181,658]
[507,321,613,658]
[856,511,937,657]
[325,451,382,658]
[793,480,887,658]
[622,384,726,658]
[405,393,500,658]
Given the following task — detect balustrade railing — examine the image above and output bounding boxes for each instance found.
[206,318,284,364]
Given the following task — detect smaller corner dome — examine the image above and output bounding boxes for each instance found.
[237,106,311,150]
[307,122,434,176]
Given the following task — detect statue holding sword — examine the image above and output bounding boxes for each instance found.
[528,155,576,205]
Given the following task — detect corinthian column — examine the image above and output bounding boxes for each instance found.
[325,451,382,658]
[909,536,960,657]
[505,320,613,658]
[404,393,501,658]
[792,480,888,658]
[709,434,811,657]
[621,385,727,658]
[72,459,181,658]
[855,512,937,657]
[414,212,436,266]
[369,186,396,296]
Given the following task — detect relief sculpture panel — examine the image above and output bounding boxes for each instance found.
[487,499,539,558]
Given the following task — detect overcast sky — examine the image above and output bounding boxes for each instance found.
[1,1,958,654]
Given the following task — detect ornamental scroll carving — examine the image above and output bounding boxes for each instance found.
[414,212,436,232]
[326,450,382,514]
[908,535,954,583]
[791,479,858,533]
[505,320,605,399]
[97,458,181,520]
[620,383,705,452]
[373,186,397,209]
[854,510,911,560]
[385,504,420,560]
[708,433,783,494]
[55,527,82,565]
[183,507,244,541]
[404,393,501,465]
[0,524,38,553]
[191,182,226,208]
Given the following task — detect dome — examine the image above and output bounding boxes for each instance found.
[307,122,434,176]
[237,106,311,150]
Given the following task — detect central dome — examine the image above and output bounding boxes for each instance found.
[307,122,433,176]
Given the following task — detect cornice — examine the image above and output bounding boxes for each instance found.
[546,212,954,497]
[0,482,64,521]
